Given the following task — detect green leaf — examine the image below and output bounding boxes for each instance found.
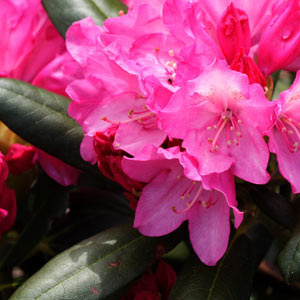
[42,0,127,37]
[169,235,256,300]
[250,187,295,229]
[0,78,100,176]
[9,225,182,300]
[279,222,300,283]
[0,173,70,270]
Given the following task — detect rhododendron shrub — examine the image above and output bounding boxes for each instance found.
[1,0,300,299]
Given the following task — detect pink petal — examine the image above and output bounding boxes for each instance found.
[188,196,230,266]
[133,168,189,236]
[5,144,37,175]
[269,127,300,194]
[32,51,83,97]
[115,122,166,156]
[0,0,65,82]
[0,186,16,234]
[37,150,81,186]
[121,145,181,182]
[80,135,97,164]
[258,0,300,76]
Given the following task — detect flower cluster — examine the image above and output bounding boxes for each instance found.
[64,0,300,265]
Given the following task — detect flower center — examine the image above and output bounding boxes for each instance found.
[207,108,242,151]
[101,106,156,130]
[276,115,300,152]
[155,47,177,85]
[172,181,203,214]
[171,179,218,214]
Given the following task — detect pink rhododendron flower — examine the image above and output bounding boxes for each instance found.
[258,0,300,75]
[0,0,65,81]
[161,0,275,84]
[158,61,275,184]
[0,153,16,237]
[66,17,169,162]
[122,145,243,266]
[122,259,176,300]
[268,71,300,193]
[5,144,38,175]
[93,131,144,210]
[5,144,79,186]
[0,0,81,186]
[0,185,17,236]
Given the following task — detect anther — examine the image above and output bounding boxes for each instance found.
[118,10,124,16]
[169,50,174,56]
[207,126,211,131]
[115,142,120,147]
[208,137,213,142]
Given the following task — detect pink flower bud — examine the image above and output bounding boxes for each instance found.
[217,3,251,64]
[230,48,266,87]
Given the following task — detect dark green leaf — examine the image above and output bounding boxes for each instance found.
[0,78,100,176]
[42,0,127,37]
[251,187,295,229]
[9,225,182,300]
[50,188,134,250]
[0,174,70,270]
[169,235,256,300]
[279,220,300,283]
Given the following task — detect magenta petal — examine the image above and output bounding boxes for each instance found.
[188,196,230,266]
[122,145,181,182]
[80,135,97,164]
[134,169,189,236]
[37,150,81,186]
[184,130,234,175]
[202,171,243,228]
[0,186,17,234]
[228,124,270,184]
[258,1,300,75]
[115,122,166,156]
[269,127,300,193]
[66,17,103,67]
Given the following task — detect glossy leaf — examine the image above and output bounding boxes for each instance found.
[279,220,300,283]
[251,187,295,229]
[0,173,70,270]
[10,225,182,300]
[42,0,127,37]
[169,235,256,300]
[0,78,100,177]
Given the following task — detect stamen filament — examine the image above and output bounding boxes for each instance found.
[172,185,203,214]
